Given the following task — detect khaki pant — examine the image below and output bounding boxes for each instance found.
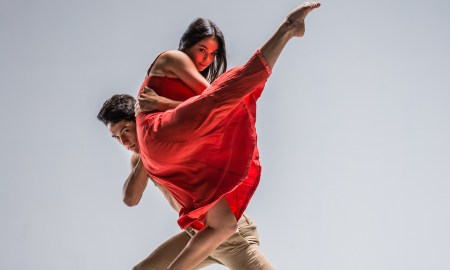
[133,214,275,269]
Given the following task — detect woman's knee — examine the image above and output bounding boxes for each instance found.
[206,199,238,238]
[220,217,238,237]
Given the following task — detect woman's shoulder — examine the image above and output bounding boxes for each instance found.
[157,50,191,65]
[149,50,188,76]
[151,50,195,77]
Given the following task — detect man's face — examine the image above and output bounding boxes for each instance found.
[108,120,139,153]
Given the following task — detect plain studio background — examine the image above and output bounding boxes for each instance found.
[1,0,449,269]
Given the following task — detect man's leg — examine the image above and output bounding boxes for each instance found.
[210,214,275,270]
[132,231,191,270]
[193,257,224,269]
[133,230,223,270]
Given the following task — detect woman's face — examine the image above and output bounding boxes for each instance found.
[185,37,219,71]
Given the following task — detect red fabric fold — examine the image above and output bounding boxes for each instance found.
[136,50,271,230]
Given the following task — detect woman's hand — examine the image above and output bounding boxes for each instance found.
[135,87,182,116]
[136,87,161,114]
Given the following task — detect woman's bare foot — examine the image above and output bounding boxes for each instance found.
[285,2,321,37]
[260,1,321,68]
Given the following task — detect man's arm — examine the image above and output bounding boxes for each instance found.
[123,153,148,206]
[124,153,182,212]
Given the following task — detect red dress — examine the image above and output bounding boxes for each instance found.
[136,50,272,230]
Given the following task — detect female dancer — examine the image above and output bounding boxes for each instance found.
[136,2,321,269]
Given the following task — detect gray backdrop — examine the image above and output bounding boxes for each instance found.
[1,0,449,269]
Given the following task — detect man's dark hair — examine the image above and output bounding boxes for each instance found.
[97,94,136,126]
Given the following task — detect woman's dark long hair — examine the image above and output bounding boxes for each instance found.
[178,18,227,83]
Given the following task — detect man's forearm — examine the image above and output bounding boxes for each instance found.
[123,157,148,206]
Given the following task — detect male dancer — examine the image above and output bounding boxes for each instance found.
[100,3,321,268]
[97,94,275,269]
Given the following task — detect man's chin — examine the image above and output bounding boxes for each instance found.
[126,145,139,154]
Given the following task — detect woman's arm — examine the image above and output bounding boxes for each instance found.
[135,87,182,114]
[122,153,148,206]
[158,50,210,95]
